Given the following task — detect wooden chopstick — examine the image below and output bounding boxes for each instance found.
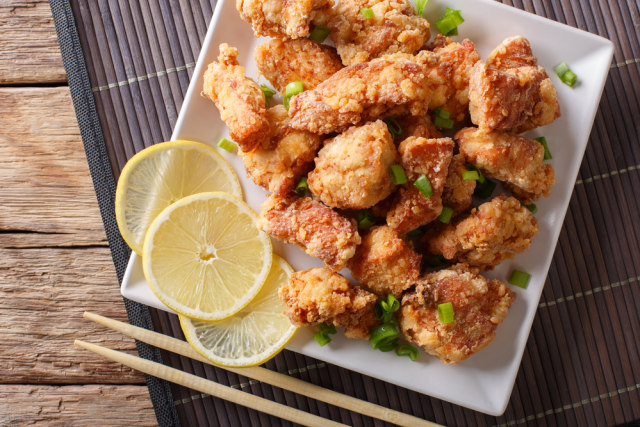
[84,311,440,427]
[75,339,345,427]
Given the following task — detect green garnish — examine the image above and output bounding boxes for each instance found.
[462,170,480,181]
[389,164,408,185]
[357,209,376,230]
[309,26,331,43]
[296,177,308,197]
[360,7,374,19]
[375,295,400,323]
[415,0,429,16]
[283,81,304,110]
[523,202,537,214]
[534,136,553,160]
[554,62,577,87]
[396,344,419,361]
[413,174,433,198]
[433,107,454,129]
[260,84,276,101]
[407,226,425,237]
[369,322,399,351]
[435,7,464,36]
[437,302,454,324]
[465,164,486,184]
[383,117,403,137]
[217,138,237,153]
[438,206,454,224]
[473,178,497,199]
[314,323,337,346]
[509,270,531,289]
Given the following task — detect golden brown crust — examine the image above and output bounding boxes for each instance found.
[202,44,270,152]
[254,38,343,94]
[348,225,422,298]
[308,120,398,209]
[328,0,430,65]
[239,105,322,195]
[237,0,334,39]
[456,127,554,200]
[442,154,476,216]
[288,52,436,134]
[395,114,441,141]
[386,137,454,233]
[399,264,515,364]
[279,267,379,339]
[257,194,361,271]
[425,195,539,269]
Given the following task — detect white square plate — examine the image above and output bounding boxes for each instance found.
[121,0,613,415]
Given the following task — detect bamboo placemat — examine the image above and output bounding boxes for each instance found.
[51,0,640,425]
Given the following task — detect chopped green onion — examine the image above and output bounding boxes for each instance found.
[415,0,429,16]
[462,170,480,181]
[509,270,531,289]
[433,107,454,129]
[473,178,496,199]
[296,177,308,197]
[433,107,450,119]
[437,302,454,324]
[309,26,331,43]
[534,136,552,160]
[396,344,419,361]
[426,255,447,267]
[465,164,486,184]
[376,295,400,323]
[283,81,304,110]
[357,209,376,230]
[438,206,454,224]
[260,84,276,101]
[413,174,433,198]
[555,62,577,87]
[435,8,464,36]
[217,138,237,153]
[389,164,408,185]
[383,117,403,136]
[407,226,425,237]
[369,322,399,350]
[378,340,398,352]
[360,7,374,19]
[314,331,331,346]
[523,202,537,214]
[314,322,337,346]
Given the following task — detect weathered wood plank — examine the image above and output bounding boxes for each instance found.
[0,87,106,243]
[0,385,156,425]
[0,0,66,84]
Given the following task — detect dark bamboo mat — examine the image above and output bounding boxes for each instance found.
[53,0,640,425]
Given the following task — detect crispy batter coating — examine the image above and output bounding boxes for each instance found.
[279,267,378,339]
[202,44,270,151]
[239,105,322,195]
[443,154,476,216]
[288,51,437,134]
[399,264,515,364]
[237,0,334,39]
[255,38,343,94]
[468,36,560,132]
[348,225,422,298]
[426,195,539,269]
[258,194,361,271]
[328,0,430,65]
[395,114,441,140]
[386,137,454,233]
[308,120,398,209]
[456,127,554,200]
[426,36,481,122]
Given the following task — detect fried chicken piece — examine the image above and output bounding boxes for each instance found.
[395,114,441,140]
[328,0,430,65]
[348,225,422,298]
[202,44,270,151]
[468,36,560,132]
[288,51,437,134]
[239,105,322,195]
[279,267,378,339]
[308,120,398,210]
[237,0,334,39]
[456,127,554,200]
[399,264,515,364]
[425,195,539,269]
[442,154,476,216]
[386,137,454,233]
[258,194,361,271]
[255,38,343,94]
[426,36,481,122]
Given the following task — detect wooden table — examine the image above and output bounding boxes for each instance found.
[0,1,156,423]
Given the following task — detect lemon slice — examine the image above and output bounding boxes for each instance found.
[142,192,272,321]
[180,256,297,367]
[115,140,242,254]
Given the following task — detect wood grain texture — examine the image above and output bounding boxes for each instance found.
[0,385,155,425]
[0,0,66,84]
